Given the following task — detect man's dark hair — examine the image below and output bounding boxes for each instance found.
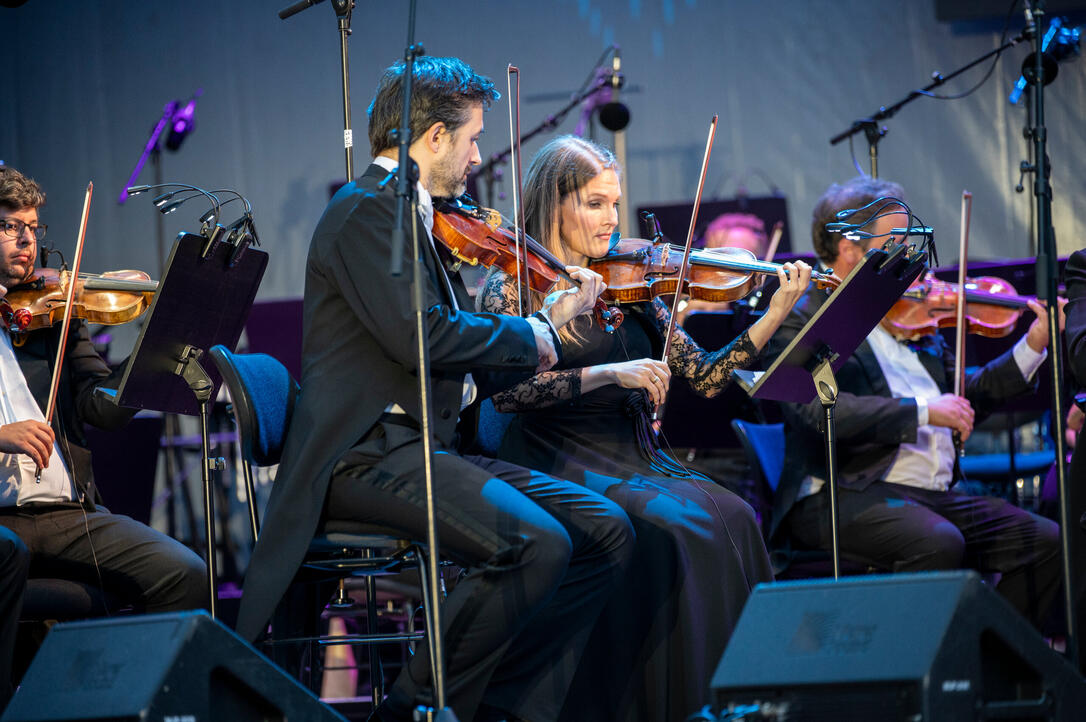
[811,175,905,264]
[367,56,499,157]
[0,166,46,211]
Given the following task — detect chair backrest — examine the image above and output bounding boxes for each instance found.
[475,397,513,457]
[209,344,299,467]
[731,420,785,492]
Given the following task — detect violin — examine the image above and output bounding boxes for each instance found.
[1,267,158,335]
[588,237,839,304]
[432,198,624,331]
[881,272,1032,341]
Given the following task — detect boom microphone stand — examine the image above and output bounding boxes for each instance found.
[1020,0,1077,671]
[383,3,454,717]
[829,31,1029,177]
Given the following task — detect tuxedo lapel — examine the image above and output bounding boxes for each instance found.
[854,339,893,397]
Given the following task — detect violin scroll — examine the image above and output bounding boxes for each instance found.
[433,198,624,333]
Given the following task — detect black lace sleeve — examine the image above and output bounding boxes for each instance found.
[478,268,524,315]
[652,297,759,398]
[489,368,583,411]
[479,268,585,411]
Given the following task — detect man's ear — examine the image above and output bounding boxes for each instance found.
[422,122,446,153]
[835,237,853,264]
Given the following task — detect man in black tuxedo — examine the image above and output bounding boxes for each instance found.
[766,175,1061,626]
[235,57,632,722]
[0,166,208,689]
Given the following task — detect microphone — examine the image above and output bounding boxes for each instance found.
[1009,16,1082,104]
[165,93,201,151]
[599,46,630,132]
[279,0,326,20]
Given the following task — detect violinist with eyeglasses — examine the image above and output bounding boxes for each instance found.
[0,166,207,705]
[765,174,1063,630]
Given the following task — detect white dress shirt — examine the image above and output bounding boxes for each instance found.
[0,330,76,506]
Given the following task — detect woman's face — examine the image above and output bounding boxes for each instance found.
[557,168,621,261]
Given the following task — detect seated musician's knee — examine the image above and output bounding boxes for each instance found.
[149,543,209,612]
[0,530,28,576]
[591,496,635,568]
[900,521,965,571]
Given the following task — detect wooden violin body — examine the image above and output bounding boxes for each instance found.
[882,272,1030,341]
[432,201,562,294]
[589,238,839,305]
[2,268,157,334]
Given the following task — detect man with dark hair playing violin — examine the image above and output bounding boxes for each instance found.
[235,57,632,722]
[0,166,207,675]
[767,175,1062,627]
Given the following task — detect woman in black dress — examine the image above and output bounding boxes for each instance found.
[477,135,811,721]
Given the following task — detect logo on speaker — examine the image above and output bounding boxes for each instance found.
[67,649,124,690]
[788,611,876,655]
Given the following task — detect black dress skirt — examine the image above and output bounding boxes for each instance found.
[496,304,774,722]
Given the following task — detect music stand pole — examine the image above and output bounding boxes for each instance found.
[177,347,222,619]
[811,353,842,577]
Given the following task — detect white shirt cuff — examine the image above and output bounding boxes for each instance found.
[915,396,929,426]
[1012,335,1047,382]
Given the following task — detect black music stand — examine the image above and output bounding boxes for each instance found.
[107,232,268,617]
[733,245,927,578]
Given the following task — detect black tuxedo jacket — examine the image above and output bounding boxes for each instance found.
[235,163,540,641]
[764,286,1034,541]
[9,320,134,506]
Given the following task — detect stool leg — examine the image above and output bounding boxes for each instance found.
[364,550,385,710]
[414,546,440,690]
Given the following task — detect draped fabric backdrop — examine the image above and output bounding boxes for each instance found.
[4,1,1085,337]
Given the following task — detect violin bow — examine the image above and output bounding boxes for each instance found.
[954,191,972,399]
[662,115,718,361]
[36,181,93,482]
[951,189,972,463]
[506,65,530,316]
[764,220,784,264]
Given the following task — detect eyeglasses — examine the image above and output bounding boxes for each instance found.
[0,219,47,241]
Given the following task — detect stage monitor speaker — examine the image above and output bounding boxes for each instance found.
[1,611,345,722]
[712,571,1086,721]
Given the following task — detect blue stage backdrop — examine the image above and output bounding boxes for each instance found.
[5,0,1085,337]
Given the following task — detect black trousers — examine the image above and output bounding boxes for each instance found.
[0,526,28,711]
[788,481,1061,626]
[0,503,207,614]
[327,420,634,722]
